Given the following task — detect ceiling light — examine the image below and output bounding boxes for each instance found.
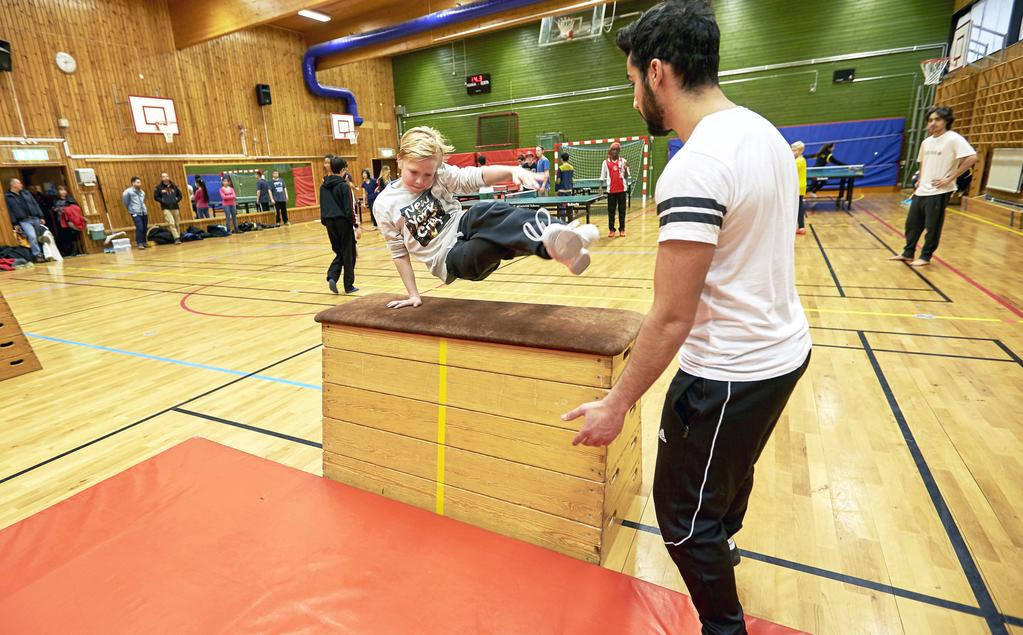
[298,9,331,22]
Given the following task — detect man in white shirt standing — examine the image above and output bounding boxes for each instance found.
[563,1,811,632]
[890,106,976,266]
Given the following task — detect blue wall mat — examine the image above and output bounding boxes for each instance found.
[667,117,905,188]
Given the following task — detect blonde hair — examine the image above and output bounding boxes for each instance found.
[397,126,454,163]
[380,165,392,181]
[791,141,805,151]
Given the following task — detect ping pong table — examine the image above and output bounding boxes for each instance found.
[569,177,638,208]
[461,193,603,224]
[806,164,864,210]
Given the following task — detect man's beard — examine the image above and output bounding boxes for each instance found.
[640,82,670,136]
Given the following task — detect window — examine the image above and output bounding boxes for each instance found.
[960,0,1014,63]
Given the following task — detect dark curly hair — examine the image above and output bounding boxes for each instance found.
[615,0,719,91]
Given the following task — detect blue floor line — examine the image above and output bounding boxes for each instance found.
[24,332,321,391]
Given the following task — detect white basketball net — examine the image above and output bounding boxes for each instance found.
[155,121,174,144]
[555,17,576,40]
[348,130,359,145]
[920,58,949,85]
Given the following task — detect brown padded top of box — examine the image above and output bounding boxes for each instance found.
[316,294,643,357]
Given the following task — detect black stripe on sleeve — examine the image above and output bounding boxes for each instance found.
[656,196,726,214]
[659,211,723,228]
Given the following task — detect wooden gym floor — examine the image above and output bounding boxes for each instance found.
[1,193,1021,634]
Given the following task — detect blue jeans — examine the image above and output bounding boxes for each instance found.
[223,205,238,232]
[132,214,148,246]
[18,219,44,256]
[196,208,210,219]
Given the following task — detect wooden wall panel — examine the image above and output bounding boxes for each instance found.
[937,41,1023,199]
[0,0,396,158]
[0,0,397,249]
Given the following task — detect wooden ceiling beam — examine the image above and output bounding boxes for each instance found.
[171,0,340,49]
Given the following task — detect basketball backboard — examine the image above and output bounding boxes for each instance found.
[129,95,178,135]
[331,113,357,142]
[949,18,970,71]
[538,6,606,46]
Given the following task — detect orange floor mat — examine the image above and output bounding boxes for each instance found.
[0,438,805,634]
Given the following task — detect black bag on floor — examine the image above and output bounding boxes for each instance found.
[180,232,204,242]
[206,224,229,237]
[147,226,175,245]
[237,222,256,232]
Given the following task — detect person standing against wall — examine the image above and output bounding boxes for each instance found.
[220,175,239,234]
[193,178,210,219]
[5,178,48,263]
[154,172,183,244]
[256,170,272,212]
[121,176,148,250]
[271,170,289,226]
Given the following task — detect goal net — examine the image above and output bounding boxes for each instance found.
[556,136,649,205]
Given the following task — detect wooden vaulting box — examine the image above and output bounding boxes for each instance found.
[0,291,42,382]
[316,294,644,564]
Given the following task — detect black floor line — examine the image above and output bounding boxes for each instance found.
[620,519,1022,626]
[0,344,322,486]
[809,224,845,297]
[991,340,1023,369]
[858,222,952,302]
[859,332,1007,634]
[172,407,321,448]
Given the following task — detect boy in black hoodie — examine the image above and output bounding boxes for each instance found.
[320,156,361,294]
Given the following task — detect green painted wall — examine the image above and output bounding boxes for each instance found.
[392,0,953,182]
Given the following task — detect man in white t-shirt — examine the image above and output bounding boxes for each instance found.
[562,1,811,632]
[890,106,976,266]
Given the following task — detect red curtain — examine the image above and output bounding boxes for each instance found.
[292,166,316,207]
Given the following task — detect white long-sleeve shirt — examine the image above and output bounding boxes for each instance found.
[373,163,486,281]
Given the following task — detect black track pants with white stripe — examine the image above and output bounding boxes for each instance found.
[653,352,811,635]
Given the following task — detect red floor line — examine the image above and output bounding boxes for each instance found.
[864,210,1023,320]
[179,282,320,319]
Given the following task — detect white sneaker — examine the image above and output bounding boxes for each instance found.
[523,210,595,275]
[540,224,591,275]
[567,220,600,247]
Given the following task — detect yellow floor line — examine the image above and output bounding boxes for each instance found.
[948,209,1023,237]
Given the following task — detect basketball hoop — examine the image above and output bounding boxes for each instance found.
[154,121,174,144]
[555,16,575,40]
[920,58,949,85]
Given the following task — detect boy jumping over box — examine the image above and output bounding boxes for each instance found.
[374,126,600,309]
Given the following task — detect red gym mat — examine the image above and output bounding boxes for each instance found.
[0,438,805,634]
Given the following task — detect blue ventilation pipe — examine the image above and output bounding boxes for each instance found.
[303,0,554,126]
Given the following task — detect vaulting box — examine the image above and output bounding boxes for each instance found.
[0,291,42,382]
[316,294,643,564]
